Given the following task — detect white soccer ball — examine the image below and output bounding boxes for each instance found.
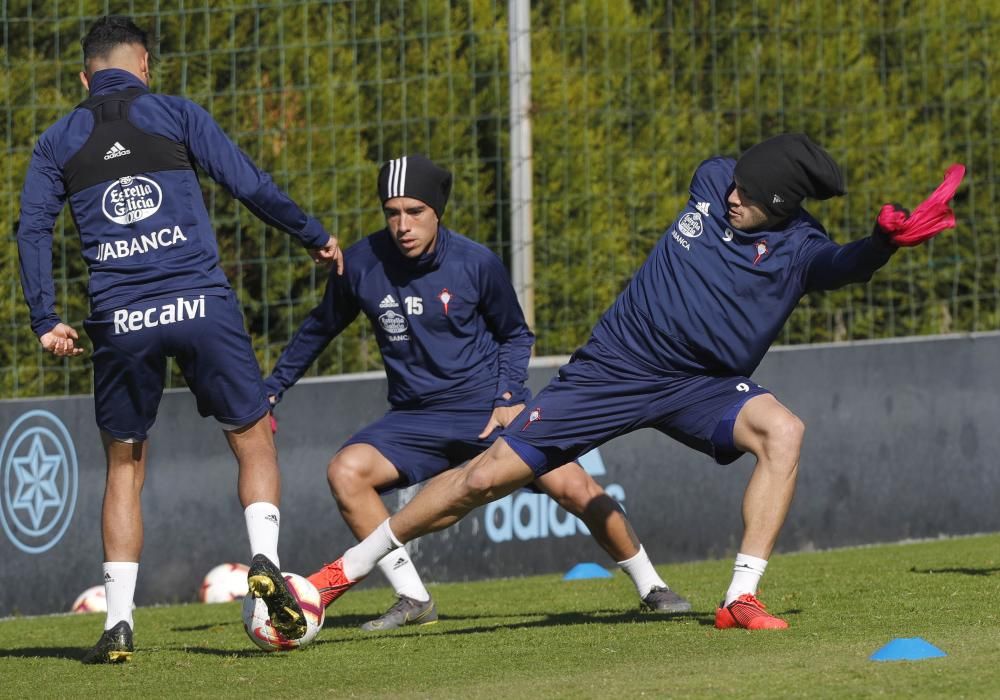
[242,572,325,651]
[71,585,107,613]
[199,563,250,603]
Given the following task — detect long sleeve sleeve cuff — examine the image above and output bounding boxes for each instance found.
[262,375,285,405]
[31,315,61,338]
[493,385,530,408]
[298,218,330,249]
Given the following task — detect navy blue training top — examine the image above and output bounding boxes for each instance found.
[17,69,329,336]
[592,157,897,376]
[266,226,534,410]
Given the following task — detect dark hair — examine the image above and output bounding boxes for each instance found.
[81,16,148,65]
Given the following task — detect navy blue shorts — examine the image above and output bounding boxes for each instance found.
[84,291,270,441]
[342,407,510,491]
[502,340,770,476]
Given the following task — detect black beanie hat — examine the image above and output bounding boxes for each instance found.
[378,154,453,220]
[734,133,846,218]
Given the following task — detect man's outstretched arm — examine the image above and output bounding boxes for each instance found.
[178,98,343,274]
[803,164,965,292]
[265,270,360,403]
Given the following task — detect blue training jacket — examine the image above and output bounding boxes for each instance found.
[17,69,329,336]
[591,157,897,377]
[265,226,534,410]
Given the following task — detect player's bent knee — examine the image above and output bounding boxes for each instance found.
[761,413,805,466]
[327,453,371,494]
[542,467,604,512]
[453,439,535,506]
[460,465,497,501]
[459,459,520,505]
[773,413,806,449]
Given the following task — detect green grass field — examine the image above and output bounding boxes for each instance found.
[2,534,999,698]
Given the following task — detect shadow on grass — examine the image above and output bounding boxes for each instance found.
[0,646,87,661]
[1,643,271,661]
[176,647,267,658]
[316,607,722,640]
[171,620,241,632]
[0,606,799,660]
[909,565,1000,576]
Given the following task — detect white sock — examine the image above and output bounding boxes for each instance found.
[377,547,430,602]
[724,553,768,606]
[617,545,667,599]
[343,519,401,581]
[245,502,280,567]
[103,562,138,631]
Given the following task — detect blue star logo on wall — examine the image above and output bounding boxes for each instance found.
[11,435,64,530]
[1,410,78,554]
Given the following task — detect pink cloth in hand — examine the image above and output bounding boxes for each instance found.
[877,164,966,246]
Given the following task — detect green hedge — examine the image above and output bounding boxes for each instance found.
[2,0,995,398]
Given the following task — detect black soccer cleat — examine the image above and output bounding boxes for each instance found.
[640,586,693,614]
[81,620,134,664]
[247,554,307,640]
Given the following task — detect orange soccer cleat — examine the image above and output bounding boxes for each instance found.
[307,557,359,609]
[714,593,789,630]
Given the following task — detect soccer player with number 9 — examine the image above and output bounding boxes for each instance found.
[308,134,964,631]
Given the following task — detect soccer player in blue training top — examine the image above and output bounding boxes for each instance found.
[16,16,342,663]
[304,134,965,630]
[266,154,690,630]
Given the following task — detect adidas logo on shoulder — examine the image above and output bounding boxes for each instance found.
[103,142,131,160]
[772,193,784,204]
[695,201,711,216]
[379,294,399,308]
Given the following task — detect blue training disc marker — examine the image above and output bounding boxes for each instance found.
[870,637,947,661]
[563,562,613,580]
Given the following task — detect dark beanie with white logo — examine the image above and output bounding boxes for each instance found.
[378,154,453,220]
[734,133,846,218]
